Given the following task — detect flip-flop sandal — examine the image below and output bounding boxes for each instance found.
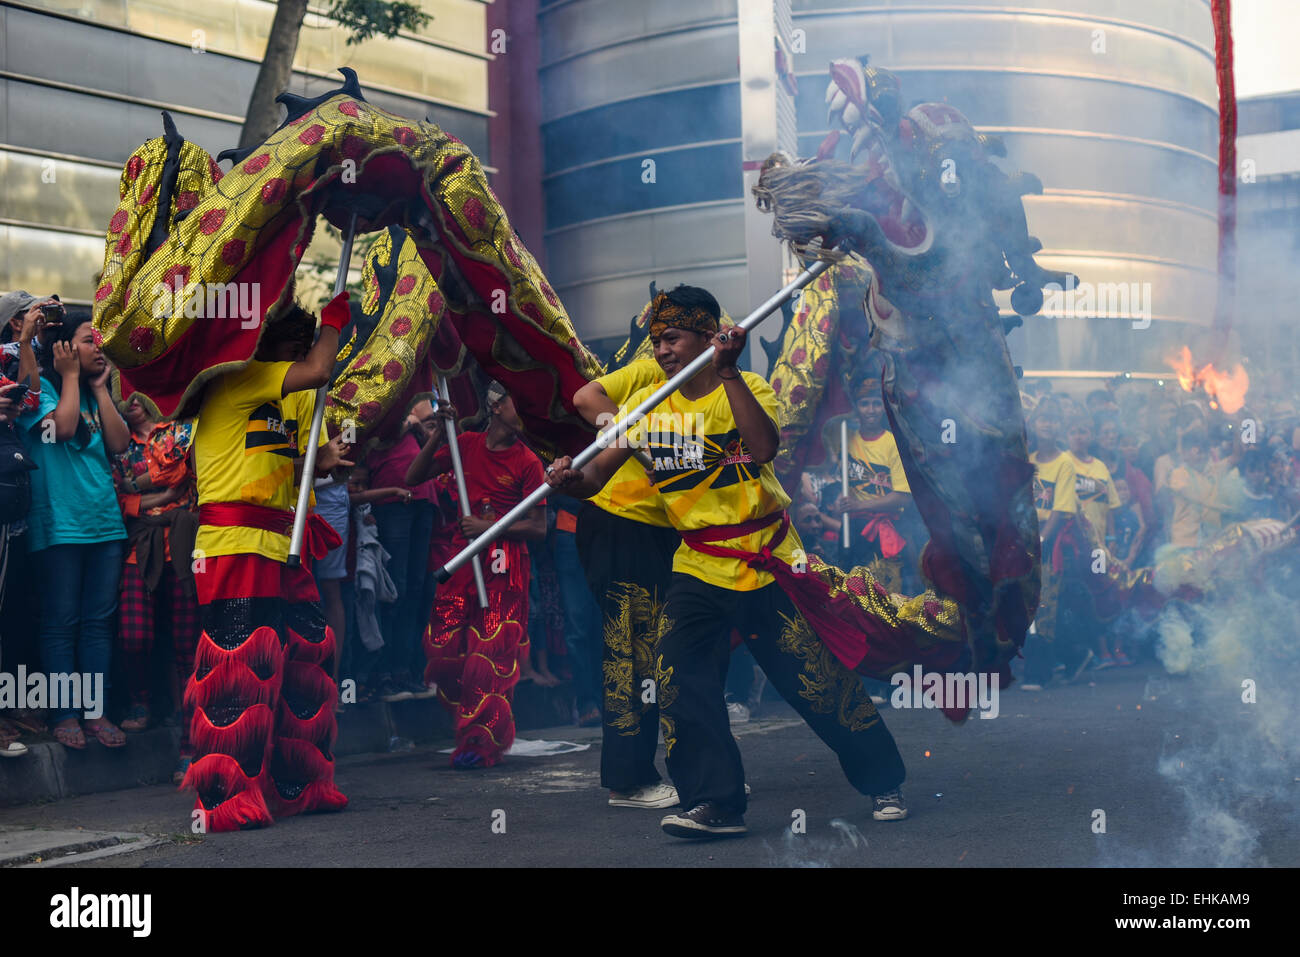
[85,721,127,748]
[53,725,87,750]
[120,706,151,732]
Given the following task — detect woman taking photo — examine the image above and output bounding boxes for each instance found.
[17,313,129,749]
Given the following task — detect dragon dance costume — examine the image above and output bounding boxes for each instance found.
[421,428,546,768]
[750,60,1073,696]
[185,357,346,829]
[90,70,602,820]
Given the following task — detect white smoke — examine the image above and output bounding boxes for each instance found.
[761,817,871,867]
[1138,577,1300,867]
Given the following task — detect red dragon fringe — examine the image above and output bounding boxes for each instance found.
[275,660,338,751]
[181,752,274,832]
[266,736,347,818]
[283,625,336,668]
[189,626,284,682]
[185,655,283,716]
[189,702,275,778]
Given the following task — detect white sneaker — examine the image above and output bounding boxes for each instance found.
[872,789,908,821]
[609,782,680,809]
[727,701,750,724]
[1,740,28,758]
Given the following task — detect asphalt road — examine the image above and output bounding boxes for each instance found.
[3,668,1295,868]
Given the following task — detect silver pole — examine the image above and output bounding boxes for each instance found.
[438,375,490,607]
[433,253,837,583]
[841,419,851,549]
[287,211,357,566]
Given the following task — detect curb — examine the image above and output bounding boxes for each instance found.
[0,680,577,807]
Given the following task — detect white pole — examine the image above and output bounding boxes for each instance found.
[288,211,357,566]
[437,375,490,608]
[841,418,851,549]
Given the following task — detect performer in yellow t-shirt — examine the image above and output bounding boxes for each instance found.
[1023,404,1079,688]
[184,293,353,832]
[822,376,914,592]
[1065,421,1120,549]
[547,285,908,839]
[572,354,682,809]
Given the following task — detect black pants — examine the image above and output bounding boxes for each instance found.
[575,504,680,792]
[658,573,905,814]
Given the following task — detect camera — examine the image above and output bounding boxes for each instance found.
[41,301,66,324]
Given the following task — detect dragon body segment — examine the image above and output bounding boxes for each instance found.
[94,70,602,458]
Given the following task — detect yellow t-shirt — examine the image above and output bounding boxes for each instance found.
[1167,464,1214,549]
[845,430,910,504]
[590,358,672,528]
[1030,451,1078,526]
[193,361,326,562]
[625,372,801,591]
[1068,452,1119,545]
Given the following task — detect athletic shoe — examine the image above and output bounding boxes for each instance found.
[452,750,484,770]
[409,681,439,700]
[609,782,679,809]
[872,789,908,821]
[380,679,412,703]
[1019,683,1044,692]
[727,701,750,724]
[661,802,747,839]
[398,676,431,698]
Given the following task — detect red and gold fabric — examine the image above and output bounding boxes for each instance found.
[93,73,603,459]
[768,259,872,481]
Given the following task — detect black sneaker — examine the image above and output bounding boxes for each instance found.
[660,802,747,839]
[872,789,908,821]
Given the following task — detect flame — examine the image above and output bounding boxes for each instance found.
[1165,346,1249,414]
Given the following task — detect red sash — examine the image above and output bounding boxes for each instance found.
[199,502,342,560]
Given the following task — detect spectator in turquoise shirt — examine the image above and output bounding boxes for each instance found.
[17,312,129,750]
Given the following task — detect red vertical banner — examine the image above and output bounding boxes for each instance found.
[1211,0,1237,362]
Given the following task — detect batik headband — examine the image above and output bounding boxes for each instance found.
[647,292,719,338]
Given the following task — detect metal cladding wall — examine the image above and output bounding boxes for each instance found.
[538,0,1219,373]
[1,0,491,305]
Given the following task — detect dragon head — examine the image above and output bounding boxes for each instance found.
[757,58,1074,321]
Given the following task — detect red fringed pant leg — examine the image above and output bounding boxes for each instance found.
[186,554,347,831]
[423,554,531,768]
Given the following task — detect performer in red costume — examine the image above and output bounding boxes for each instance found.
[184,292,353,831]
[406,381,546,769]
